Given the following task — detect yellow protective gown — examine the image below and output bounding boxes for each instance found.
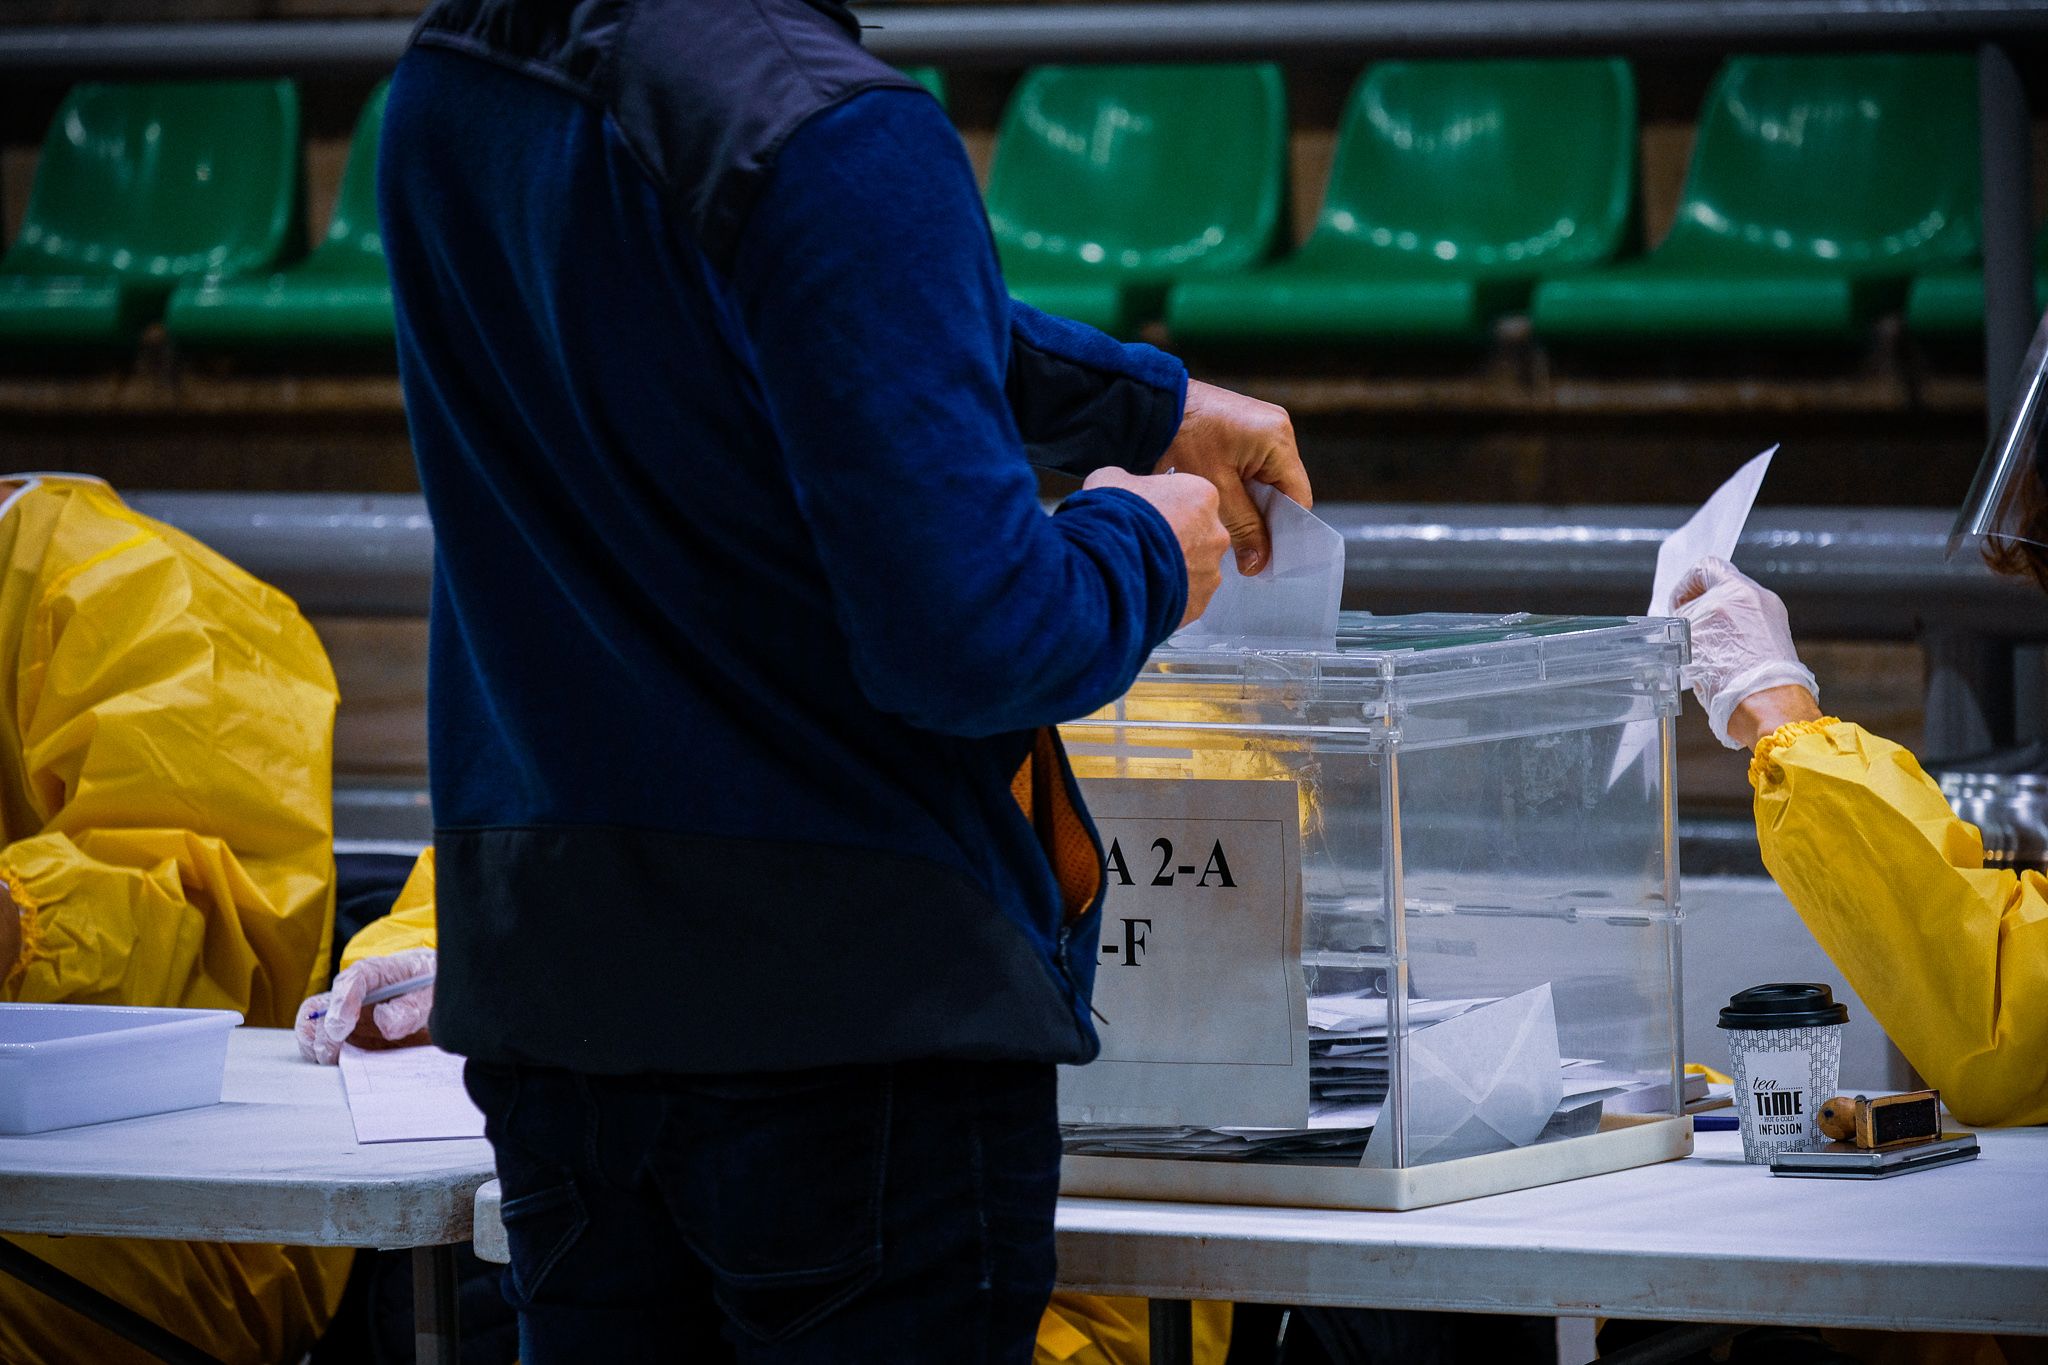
[1036,1294,1231,1365]
[0,476,352,1365]
[1751,720,2048,1127]
[339,845,438,968]
[343,849,1237,1364]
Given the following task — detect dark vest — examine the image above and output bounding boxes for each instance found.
[413,0,922,270]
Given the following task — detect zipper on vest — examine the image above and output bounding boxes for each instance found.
[1054,918,1109,1027]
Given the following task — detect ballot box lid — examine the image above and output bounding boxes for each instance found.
[1134,612,1686,708]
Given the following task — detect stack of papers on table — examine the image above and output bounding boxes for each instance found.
[339,1043,486,1144]
[1306,994,1494,1117]
[1067,984,1665,1166]
[1063,1121,1382,1165]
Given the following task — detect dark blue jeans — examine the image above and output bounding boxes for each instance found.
[464,1058,1061,1363]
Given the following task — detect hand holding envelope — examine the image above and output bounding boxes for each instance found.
[1174,483,1346,649]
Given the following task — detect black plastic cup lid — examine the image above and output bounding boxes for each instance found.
[1718,982,1850,1029]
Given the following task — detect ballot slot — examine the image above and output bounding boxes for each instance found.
[1057,612,1690,1203]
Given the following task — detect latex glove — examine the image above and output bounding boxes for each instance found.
[1673,556,1819,749]
[294,947,437,1065]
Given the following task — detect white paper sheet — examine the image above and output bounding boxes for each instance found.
[339,1043,486,1144]
[1607,445,1779,786]
[1060,778,1309,1129]
[1305,994,1494,1035]
[1361,983,1564,1167]
[1173,485,1344,649]
[1648,445,1778,618]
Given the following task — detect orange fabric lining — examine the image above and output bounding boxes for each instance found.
[1012,727,1102,924]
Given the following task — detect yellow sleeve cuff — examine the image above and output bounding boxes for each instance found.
[1748,716,1845,790]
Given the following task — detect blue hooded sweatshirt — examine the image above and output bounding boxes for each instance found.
[380,0,1190,1073]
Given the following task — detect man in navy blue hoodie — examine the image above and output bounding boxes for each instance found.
[379,0,1310,1357]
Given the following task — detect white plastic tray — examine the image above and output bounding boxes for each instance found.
[0,1004,242,1134]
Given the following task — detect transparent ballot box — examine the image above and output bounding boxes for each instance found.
[1056,613,1693,1210]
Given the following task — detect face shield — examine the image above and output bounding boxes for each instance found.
[1950,309,2048,566]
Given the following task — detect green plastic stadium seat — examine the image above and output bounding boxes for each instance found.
[988,64,1287,335]
[0,81,300,348]
[1169,59,1634,344]
[902,67,947,106]
[1531,55,1979,344]
[167,83,393,349]
[1903,228,2048,336]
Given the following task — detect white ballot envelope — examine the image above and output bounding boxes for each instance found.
[1174,484,1344,650]
[1606,444,1779,787]
[1648,444,1778,619]
[1361,983,1564,1166]
[340,1043,486,1144]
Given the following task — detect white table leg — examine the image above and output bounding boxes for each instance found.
[1556,1314,1599,1365]
[412,1243,461,1365]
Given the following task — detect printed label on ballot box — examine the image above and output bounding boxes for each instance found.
[1059,778,1309,1130]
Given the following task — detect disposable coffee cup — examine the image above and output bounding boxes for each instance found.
[1718,983,1849,1164]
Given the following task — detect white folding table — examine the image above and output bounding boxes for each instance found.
[1057,1128,2048,1352]
[0,1027,494,1365]
[472,1127,2048,1363]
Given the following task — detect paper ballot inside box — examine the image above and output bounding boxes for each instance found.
[1059,778,1309,1130]
[1362,983,1564,1166]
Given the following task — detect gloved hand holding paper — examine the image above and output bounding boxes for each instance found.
[1174,483,1345,650]
[1607,444,1778,785]
[1648,445,1778,618]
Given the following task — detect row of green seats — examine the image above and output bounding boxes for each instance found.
[171,84,393,347]
[0,57,2012,352]
[994,54,1993,344]
[1531,55,1982,342]
[0,70,949,353]
[0,79,391,350]
[1903,230,2048,334]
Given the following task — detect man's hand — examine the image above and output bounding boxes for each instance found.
[1084,468,1230,626]
[1158,380,1312,577]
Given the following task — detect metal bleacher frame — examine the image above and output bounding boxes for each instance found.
[8,0,2048,760]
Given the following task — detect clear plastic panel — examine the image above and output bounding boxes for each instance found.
[1389,711,1681,1166]
[1059,614,1685,1170]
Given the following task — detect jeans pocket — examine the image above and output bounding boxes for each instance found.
[660,1068,891,1345]
[704,1247,886,1347]
[497,1179,589,1308]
